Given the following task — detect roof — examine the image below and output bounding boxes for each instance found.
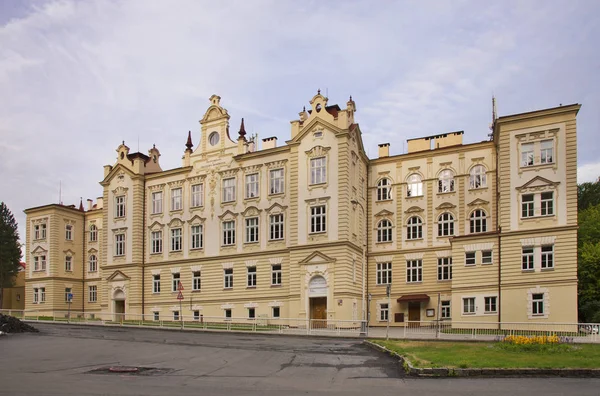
[406,131,464,142]
[397,294,430,303]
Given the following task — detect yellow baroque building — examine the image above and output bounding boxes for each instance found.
[23,92,581,326]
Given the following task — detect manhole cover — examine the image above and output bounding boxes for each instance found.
[87,366,173,376]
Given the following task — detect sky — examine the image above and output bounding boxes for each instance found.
[1,0,599,251]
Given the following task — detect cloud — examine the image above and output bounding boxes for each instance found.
[578,162,600,184]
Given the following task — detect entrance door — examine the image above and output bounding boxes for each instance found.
[115,300,125,323]
[408,302,421,323]
[310,297,327,328]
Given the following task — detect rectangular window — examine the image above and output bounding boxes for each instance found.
[65,224,73,240]
[272,306,280,318]
[41,255,46,270]
[34,257,39,271]
[463,297,475,314]
[521,143,534,167]
[115,234,125,256]
[89,285,97,302]
[272,264,282,285]
[152,191,163,214]
[376,262,392,285]
[170,228,182,251]
[193,271,201,291]
[482,250,493,265]
[224,268,233,289]
[541,245,554,269]
[269,214,284,240]
[194,310,200,321]
[465,252,476,266]
[222,177,236,203]
[173,311,180,321]
[171,188,182,211]
[437,257,452,281]
[247,266,257,287]
[172,273,180,292]
[245,217,259,243]
[248,308,256,319]
[33,288,39,304]
[441,301,451,319]
[269,168,284,194]
[222,221,236,246]
[225,309,232,319]
[540,139,554,164]
[40,287,45,302]
[522,247,534,270]
[154,312,159,321]
[65,256,72,272]
[521,194,534,218]
[541,192,554,216]
[115,195,126,218]
[310,157,327,185]
[34,224,47,240]
[245,173,259,199]
[191,225,203,249]
[406,260,422,283]
[484,296,497,313]
[310,205,327,233]
[65,288,72,303]
[151,231,162,254]
[379,303,389,321]
[153,275,160,293]
[89,255,97,272]
[191,184,204,207]
[532,293,544,315]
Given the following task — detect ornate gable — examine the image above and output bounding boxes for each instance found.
[467,198,490,206]
[516,176,560,191]
[218,209,238,220]
[106,270,131,282]
[436,202,457,210]
[266,202,288,213]
[404,206,424,214]
[374,209,394,217]
[299,251,336,265]
[242,206,262,217]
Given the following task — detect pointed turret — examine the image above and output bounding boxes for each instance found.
[185,131,193,151]
[78,198,84,212]
[238,118,247,139]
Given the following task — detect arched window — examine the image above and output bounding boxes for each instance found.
[407,174,423,197]
[469,165,487,189]
[377,219,393,242]
[377,178,392,201]
[406,216,423,240]
[89,255,97,272]
[470,209,487,233]
[438,170,455,193]
[437,213,455,236]
[89,225,98,242]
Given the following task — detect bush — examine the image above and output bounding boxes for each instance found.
[496,335,574,353]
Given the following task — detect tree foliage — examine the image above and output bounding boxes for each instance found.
[578,178,600,322]
[578,179,600,211]
[0,202,22,307]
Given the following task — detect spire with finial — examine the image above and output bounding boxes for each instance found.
[317,88,321,95]
[238,118,247,139]
[185,131,193,151]
[78,198,84,212]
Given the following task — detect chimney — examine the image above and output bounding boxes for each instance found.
[378,143,390,158]
[262,136,277,150]
[87,199,93,211]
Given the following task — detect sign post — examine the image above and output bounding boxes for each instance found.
[386,285,391,340]
[67,293,73,323]
[177,282,184,328]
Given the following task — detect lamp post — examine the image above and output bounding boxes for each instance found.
[351,199,368,335]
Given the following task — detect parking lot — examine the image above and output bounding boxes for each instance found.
[1,323,600,395]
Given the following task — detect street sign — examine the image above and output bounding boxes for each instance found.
[177,281,184,291]
[68,293,73,302]
[176,291,184,300]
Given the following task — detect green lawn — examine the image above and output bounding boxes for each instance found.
[372,339,600,369]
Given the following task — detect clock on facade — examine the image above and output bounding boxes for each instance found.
[209,132,220,146]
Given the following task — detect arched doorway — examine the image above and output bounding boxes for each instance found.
[308,276,327,327]
[113,289,125,323]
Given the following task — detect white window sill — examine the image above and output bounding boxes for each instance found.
[309,231,327,235]
[522,269,535,272]
[190,247,204,251]
[468,186,488,191]
[406,281,423,284]
[437,191,456,195]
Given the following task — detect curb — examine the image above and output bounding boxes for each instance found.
[364,340,600,378]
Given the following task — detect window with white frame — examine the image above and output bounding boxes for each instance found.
[191,225,203,249]
[65,256,72,272]
[173,311,180,321]
[521,142,534,167]
[245,217,259,243]
[34,223,47,240]
[152,191,163,214]
[89,255,97,272]
[272,306,280,318]
[377,178,392,201]
[248,308,256,319]
[171,188,182,211]
[482,250,493,265]
[377,219,393,243]
[89,285,97,302]
[33,288,39,304]
[222,177,236,203]
[469,210,487,233]
[40,255,46,270]
[406,174,423,197]
[170,228,182,251]
[541,192,554,216]
[222,221,236,245]
[225,309,232,319]
[541,245,554,269]
[89,225,98,242]
[532,293,545,315]
[40,287,45,302]
[406,260,422,283]
[34,256,40,271]
[484,296,497,313]
[522,247,534,270]
[151,231,162,254]
[172,273,180,292]
[376,262,392,285]
[193,271,201,290]
[437,257,452,281]
[247,266,257,287]
[521,194,534,218]
[65,287,72,302]
[191,184,204,207]
[437,213,454,236]
[272,264,282,285]
[441,301,451,319]
[379,303,389,321]
[310,205,326,233]
[463,297,475,314]
[406,216,422,240]
[540,140,554,164]
[465,252,476,266]
[194,310,200,320]
[269,214,284,240]
[310,157,327,185]
[469,165,487,189]
[438,170,455,193]
[245,174,259,199]
[154,312,159,321]
[224,268,233,288]
[65,224,73,240]
[270,168,284,194]
[115,195,126,218]
[153,274,160,293]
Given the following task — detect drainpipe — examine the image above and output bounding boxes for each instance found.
[82,210,85,314]
[142,178,146,317]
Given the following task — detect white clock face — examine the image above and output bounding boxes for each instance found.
[209,132,220,146]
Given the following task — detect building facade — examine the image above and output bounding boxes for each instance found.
[23,93,580,326]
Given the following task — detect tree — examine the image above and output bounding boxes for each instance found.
[578,179,600,211]
[0,202,22,308]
